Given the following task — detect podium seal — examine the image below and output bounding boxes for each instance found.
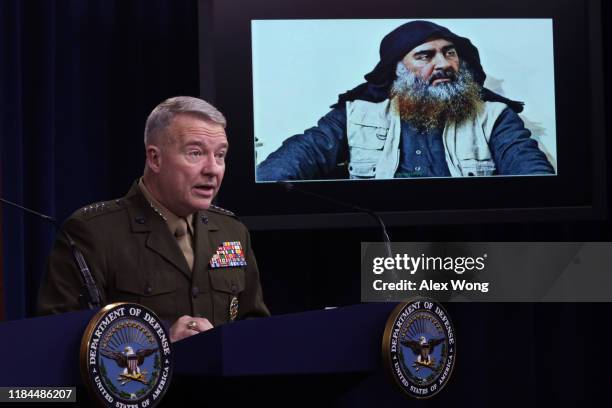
[382,299,456,399]
[80,303,173,407]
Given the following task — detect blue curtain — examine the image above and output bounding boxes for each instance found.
[0,0,199,319]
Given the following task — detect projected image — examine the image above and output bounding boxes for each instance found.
[252,19,557,182]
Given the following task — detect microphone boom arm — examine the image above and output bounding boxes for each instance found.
[1,197,102,309]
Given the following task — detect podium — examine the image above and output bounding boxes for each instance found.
[0,303,410,406]
[0,309,97,387]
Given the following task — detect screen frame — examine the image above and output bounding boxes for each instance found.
[198,0,607,230]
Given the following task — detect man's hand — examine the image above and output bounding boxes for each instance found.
[169,315,214,343]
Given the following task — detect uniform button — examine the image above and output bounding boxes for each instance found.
[231,284,238,294]
[144,286,152,295]
[415,149,422,155]
[415,166,421,171]
[135,217,146,224]
[191,286,199,298]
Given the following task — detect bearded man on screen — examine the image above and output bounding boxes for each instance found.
[256,20,554,180]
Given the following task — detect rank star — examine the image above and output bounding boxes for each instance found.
[419,280,449,291]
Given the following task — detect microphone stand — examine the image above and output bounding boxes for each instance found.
[1,197,102,309]
[278,181,393,258]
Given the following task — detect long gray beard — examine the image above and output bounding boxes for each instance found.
[389,62,483,131]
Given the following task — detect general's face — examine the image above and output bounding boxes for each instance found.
[153,114,228,216]
[401,38,460,86]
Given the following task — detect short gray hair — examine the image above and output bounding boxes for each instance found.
[144,96,227,145]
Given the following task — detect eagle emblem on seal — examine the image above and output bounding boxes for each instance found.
[101,346,158,385]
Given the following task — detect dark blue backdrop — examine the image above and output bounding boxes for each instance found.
[0,0,200,318]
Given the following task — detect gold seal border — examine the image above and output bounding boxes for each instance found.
[381,298,457,400]
[79,302,171,407]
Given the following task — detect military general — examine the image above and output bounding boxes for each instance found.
[38,96,270,342]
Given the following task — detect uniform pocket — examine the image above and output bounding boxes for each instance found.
[348,124,386,155]
[347,123,387,178]
[460,159,497,176]
[209,267,246,324]
[114,270,177,319]
[209,267,246,295]
[348,162,377,179]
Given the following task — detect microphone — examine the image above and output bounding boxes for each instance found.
[1,197,102,309]
[277,181,392,257]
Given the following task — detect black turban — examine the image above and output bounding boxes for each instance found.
[332,20,524,113]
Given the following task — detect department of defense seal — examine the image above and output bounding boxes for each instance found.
[382,299,456,399]
[80,303,173,407]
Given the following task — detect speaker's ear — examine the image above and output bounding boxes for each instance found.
[145,145,162,173]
